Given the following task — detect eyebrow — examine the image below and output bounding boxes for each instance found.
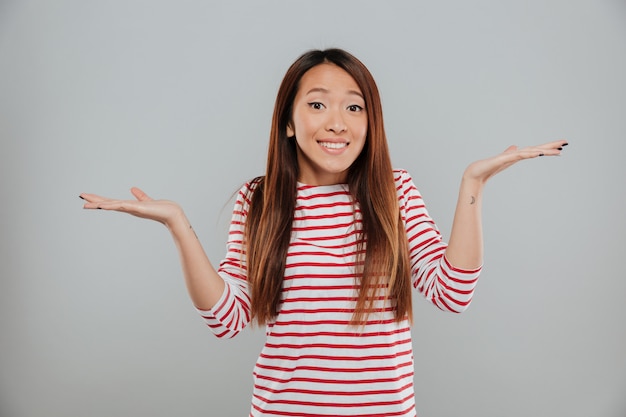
[305,87,364,99]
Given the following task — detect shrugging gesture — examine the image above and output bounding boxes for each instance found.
[444,139,568,271]
[79,47,569,417]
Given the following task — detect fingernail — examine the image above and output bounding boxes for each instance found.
[562,143,569,146]
[539,153,545,157]
[79,195,85,200]
[557,147,563,150]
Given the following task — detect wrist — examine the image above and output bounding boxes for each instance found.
[460,174,485,192]
[165,206,190,235]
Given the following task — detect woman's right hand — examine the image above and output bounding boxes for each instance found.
[80,187,184,228]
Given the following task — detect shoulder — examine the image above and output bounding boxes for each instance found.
[242,176,264,195]
[393,169,418,193]
[393,168,411,184]
[233,176,264,209]
[247,176,264,190]
[393,168,425,207]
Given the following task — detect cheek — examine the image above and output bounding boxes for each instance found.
[356,121,368,141]
[292,113,314,137]
[354,123,368,154]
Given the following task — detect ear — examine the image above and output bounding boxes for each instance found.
[286,122,295,138]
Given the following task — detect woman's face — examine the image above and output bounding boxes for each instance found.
[287,63,368,185]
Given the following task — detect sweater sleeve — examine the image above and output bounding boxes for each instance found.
[196,181,257,338]
[395,169,482,313]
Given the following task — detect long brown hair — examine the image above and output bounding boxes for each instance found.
[245,48,412,326]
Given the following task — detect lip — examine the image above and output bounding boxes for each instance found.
[317,137,349,143]
[317,139,350,154]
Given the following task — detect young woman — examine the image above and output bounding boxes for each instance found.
[80,48,567,416]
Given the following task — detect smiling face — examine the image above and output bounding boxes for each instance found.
[286,63,368,185]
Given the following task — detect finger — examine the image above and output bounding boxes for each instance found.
[81,198,124,210]
[526,140,569,157]
[79,193,109,204]
[538,139,568,149]
[506,140,568,159]
[534,140,568,150]
[130,187,152,201]
[91,199,133,211]
[530,140,568,154]
[84,198,149,214]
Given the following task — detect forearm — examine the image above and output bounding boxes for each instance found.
[444,175,484,269]
[166,211,225,311]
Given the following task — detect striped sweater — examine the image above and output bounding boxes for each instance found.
[198,169,481,416]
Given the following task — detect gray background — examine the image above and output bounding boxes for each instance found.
[1,1,625,416]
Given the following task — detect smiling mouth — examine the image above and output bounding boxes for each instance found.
[318,141,348,149]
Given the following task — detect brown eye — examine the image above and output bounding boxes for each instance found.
[308,102,324,110]
[347,105,363,112]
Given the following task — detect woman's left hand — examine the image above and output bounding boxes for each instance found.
[444,139,568,269]
[464,139,568,184]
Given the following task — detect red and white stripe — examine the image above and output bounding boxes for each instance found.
[198,169,481,416]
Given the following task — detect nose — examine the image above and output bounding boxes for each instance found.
[325,109,347,134]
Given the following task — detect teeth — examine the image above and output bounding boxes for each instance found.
[319,142,347,149]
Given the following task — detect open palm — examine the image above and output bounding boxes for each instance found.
[80,187,183,227]
[464,140,568,183]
